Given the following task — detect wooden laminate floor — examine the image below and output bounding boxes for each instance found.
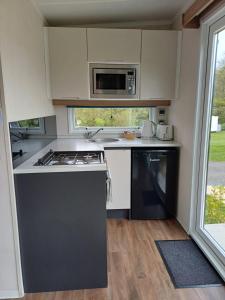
[12,219,225,300]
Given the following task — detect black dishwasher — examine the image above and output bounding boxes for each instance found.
[131,148,179,219]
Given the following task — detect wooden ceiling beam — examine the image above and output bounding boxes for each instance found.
[183,0,225,28]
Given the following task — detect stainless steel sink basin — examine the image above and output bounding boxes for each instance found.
[88,138,119,143]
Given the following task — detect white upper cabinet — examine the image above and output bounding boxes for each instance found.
[141,30,180,100]
[46,28,180,101]
[0,0,54,122]
[87,28,141,63]
[48,27,89,99]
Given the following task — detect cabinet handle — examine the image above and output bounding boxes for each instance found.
[106,169,112,203]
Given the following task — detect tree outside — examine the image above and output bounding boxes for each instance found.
[73,107,150,128]
[10,118,40,129]
[205,187,225,224]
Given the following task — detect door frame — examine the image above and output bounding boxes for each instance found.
[190,5,225,280]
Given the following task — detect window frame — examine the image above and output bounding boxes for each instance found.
[68,107,151,134]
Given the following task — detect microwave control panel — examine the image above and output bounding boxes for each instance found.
[127,70,136,95]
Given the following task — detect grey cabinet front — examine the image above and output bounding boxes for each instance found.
[14,171,107,293]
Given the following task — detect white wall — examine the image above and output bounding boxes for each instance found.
[0,66,23,298]
[169,29,200,232]
[0,0,54,122]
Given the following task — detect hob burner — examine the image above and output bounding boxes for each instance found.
[34,150,104,166]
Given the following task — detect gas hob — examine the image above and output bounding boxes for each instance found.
[34,150,104,166]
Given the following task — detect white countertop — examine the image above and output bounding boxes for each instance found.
[101,138,181,148]
[14,138,181,174]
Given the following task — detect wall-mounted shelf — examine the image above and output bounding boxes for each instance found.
[52,99,171,107]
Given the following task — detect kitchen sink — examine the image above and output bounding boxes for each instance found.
[88,138,119,143]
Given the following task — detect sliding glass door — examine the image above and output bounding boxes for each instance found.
[196,15,225,266]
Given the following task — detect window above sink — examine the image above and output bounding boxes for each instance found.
[68,107,151,134]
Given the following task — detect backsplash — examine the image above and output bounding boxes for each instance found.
[9,115,57,168]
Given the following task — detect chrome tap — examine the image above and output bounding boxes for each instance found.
[84,128,104,139]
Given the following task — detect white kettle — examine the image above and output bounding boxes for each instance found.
[141,121,156,139]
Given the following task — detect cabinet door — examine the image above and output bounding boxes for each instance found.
[87,29,141,63]
[141,30,180,100]
[15,171,107,292]
[105,149,131,210]
[0,1,54,122]
[48,28,88,99]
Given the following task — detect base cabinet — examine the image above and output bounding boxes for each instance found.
[105,149,131,210]
[14,171,107,293]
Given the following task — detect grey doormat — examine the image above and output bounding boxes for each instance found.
[155,240,224,288]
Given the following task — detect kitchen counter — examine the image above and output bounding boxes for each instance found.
[13,138,181,174]
[100,138,181,148]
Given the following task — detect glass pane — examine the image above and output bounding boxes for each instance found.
[96,74,126,90]
[10,118,40,129]
[204,29,225,251]
[73,108,150,128]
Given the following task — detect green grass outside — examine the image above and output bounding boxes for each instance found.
[205,193,225,224]
[206,132,225,224]
[209,131,225,162]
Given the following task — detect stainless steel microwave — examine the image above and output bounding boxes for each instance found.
[89,63,139,99]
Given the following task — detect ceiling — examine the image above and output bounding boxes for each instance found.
[34,0,194,26]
